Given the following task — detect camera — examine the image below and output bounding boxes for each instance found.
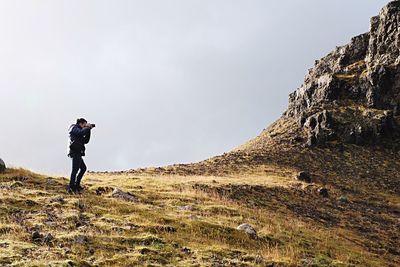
[91,124,96,128]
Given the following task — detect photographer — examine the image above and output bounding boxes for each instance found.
[67,118,95,194]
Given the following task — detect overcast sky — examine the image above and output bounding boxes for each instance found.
[0,0,389,175]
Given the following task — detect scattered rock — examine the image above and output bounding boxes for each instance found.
[43,233,54,243]
[254,255,265,264]
[10,181,23,189]
[139,247,153,255]
[50,196,65,204]
[299,258,313,265]
[0,158,5,173]
[74,235,89,245]
[32,230,54,244]
[152,225,177,233]
[296,171,312,183]
[0,242,9,248]
[95,186,113,195]
[178,205,193,211]
[317,187,329,198]
[338,195,349,203]
[13,175,29,182]
[188,214,201,220]
[44,221,57,227]
[236,223,257,239]
[181,247,192,254]
[25,199,37,206]
[46,178,56,185]
[31,231,43,241]
[76,199,86,210]
[111,188,138,202]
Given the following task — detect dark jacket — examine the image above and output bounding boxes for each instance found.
[68,124,91,157]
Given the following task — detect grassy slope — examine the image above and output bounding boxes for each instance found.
[1,119,399,266]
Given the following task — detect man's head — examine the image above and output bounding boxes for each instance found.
[76,118,87,128]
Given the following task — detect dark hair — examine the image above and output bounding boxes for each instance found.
[76,118,87,124]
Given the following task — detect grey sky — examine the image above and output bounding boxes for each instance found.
[0,0,388,175]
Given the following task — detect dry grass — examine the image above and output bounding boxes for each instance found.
[1,157,398,267]
[334,60,367,82]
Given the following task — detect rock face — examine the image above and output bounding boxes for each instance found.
[0,158,5,173]
[285,0,400,147]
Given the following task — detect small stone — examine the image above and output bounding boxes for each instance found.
[95,186,113,195]
[44,221,57,227]
[237,223,257,238]
[50,196,65,204]
[46,178,56,185]
[296,171,312,183]
[178,205,193,211]
[188,214,200,220]
[338,195,348,202]
[317,187,329,198]
[25,200,37,206]
[299,258,313,265]
[43,233,54,243]
[181,247,192,254]
[31,231,43,241]
[74,235,89,245]
[255,255,265,264]
[76,200,86,210]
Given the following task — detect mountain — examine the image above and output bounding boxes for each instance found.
[1,1,400,266]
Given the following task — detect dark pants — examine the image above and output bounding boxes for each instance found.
[69,154,87,188]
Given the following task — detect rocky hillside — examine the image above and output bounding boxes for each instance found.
[112,1,400,265]
[1,1,400,266]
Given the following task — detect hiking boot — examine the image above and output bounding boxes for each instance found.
[67,185,77,195]
[76,185,85,193]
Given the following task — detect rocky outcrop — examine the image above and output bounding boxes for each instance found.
[285,0,400,147]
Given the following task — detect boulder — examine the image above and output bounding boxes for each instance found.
[0,158,5,173]
[296,171,312,183]
[317,187,329,198]
[31,231,43,242]
[112,188,138,202]
[237,223,257,239]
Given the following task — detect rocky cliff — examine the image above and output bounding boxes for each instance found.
[285,0,400,147]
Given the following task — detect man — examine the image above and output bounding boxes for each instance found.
[68,118,95,194]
